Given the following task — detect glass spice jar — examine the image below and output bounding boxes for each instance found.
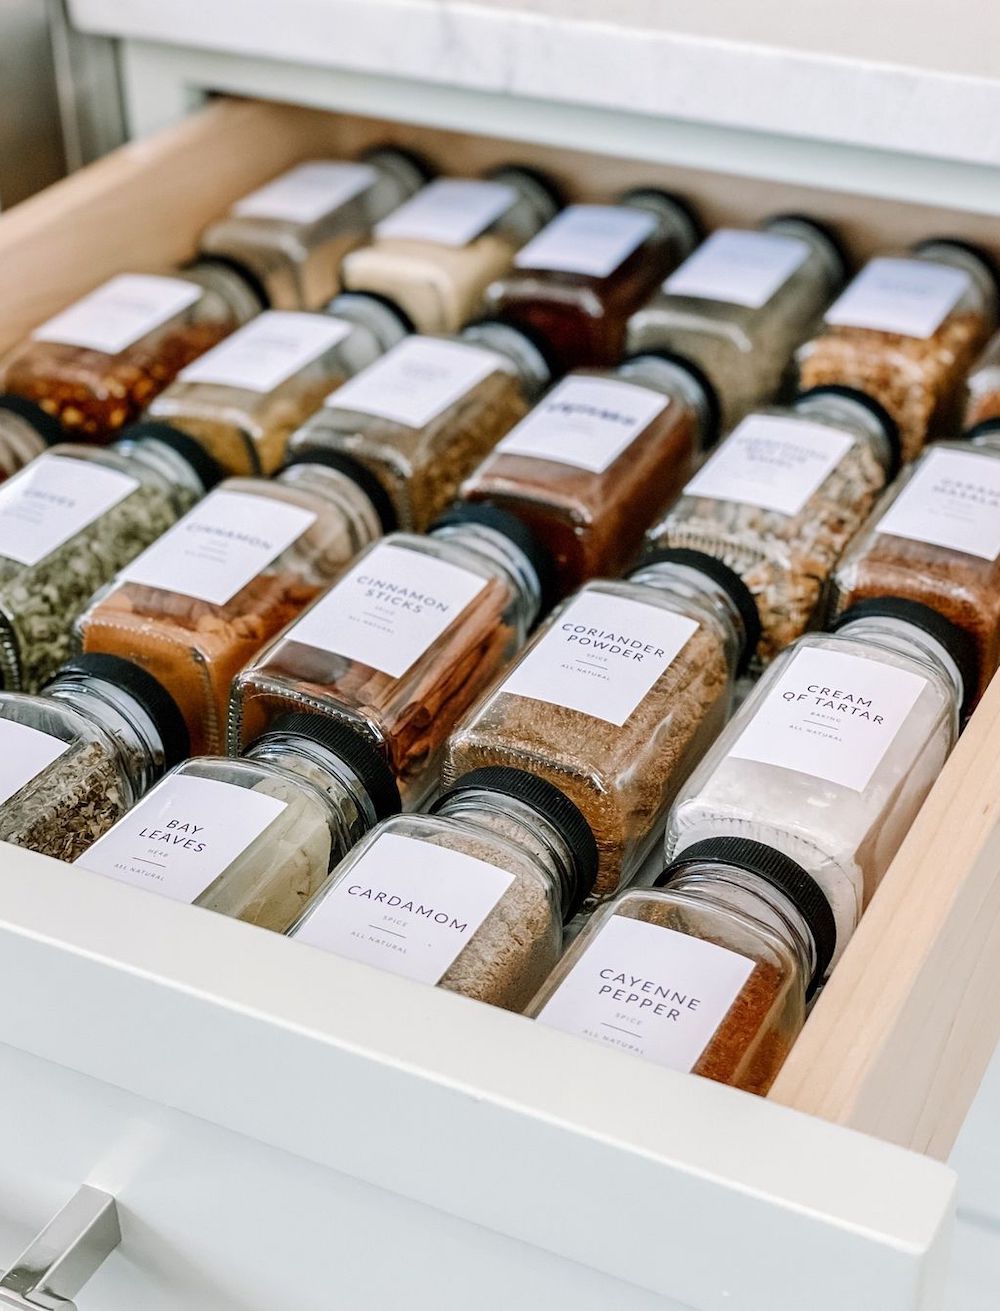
[0,653,187,862]
[74,711,401,933]
[76,445,393,756]
[459,352,719,596]
[527,836,835,1094]
[287,312,554,530]
[481,189,702,373]
[288,766,598,1011]
[665,598,970,968]
[0,395,63,481]
[624,214,846,431]
[646,385,901,664]
[444,549,759,902]
[339,168,562,335]
[0,262,264,440]
[230,503,550,805]
[797,238,1000,461]
[964,329,1000,428]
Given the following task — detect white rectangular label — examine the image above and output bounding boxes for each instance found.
[0,720,69,805]
[178,311,351,393]
[824,257,971,338]
[32,274,202,354]
[374,179,517,247]
[288,541,487,678]
[877,446,1000,561]
[536,914,755,1072]
[514,204,657,277]
[232,161,377,224]
[664,229,810,308]
[291,831,514,984]
[75,773,287,904]
[501,591,697,727]
[497,376,667,474]
[728,646,925,792]
[327,337,501,429]
[120,489,317,606]
[0,455,138,567]
[684,414,854,517]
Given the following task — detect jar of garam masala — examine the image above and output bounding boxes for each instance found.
[459,351,720,597]
[528,836,835,1094]
[625,215,846,431]
[0,653,188,863]
[797,238,1000,461]
[665,597,970,969]
[74,711,401,934]
[0,262,264,440]
[646,385,901,664]
[481,189,702,373]
[230,503,550,805]
[0,395,63,481]
[289,766,598,1011]
[77,444,394,756]
[964,328,1000,429]
[445,549,759,902]
[339,168,562,335]
[287,312,554,531]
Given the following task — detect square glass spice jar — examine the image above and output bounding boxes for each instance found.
[0,395,63,483]
[624,215,846,431]
[964,328,1000,429]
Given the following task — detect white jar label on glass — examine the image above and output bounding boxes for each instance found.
[536,914,754,1071]
[291,831,514,983]
[75,773,288,904]
[289,541,487,678]
[877,446,1000,561]
[684,414,853,516]
[664,230,810,309]
[328,337,502,429]
[502,591,697,727]
[0,720,68,806]
[374,179,517,247]
[0,455,139,567]
[497,376,667,474]
[728,646,925,792]
[232,161,378,224]
[32,274,202,354]
[514,204,657,278]
[120,489,317,606]
[177,311,352,393]
[824,258,971,339]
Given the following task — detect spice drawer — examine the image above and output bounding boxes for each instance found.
[2,97,1000,1310]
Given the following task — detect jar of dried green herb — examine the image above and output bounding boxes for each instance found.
[0,395,63,481]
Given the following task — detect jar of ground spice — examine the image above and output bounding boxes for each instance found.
[482,189,702,372]
[77,445,393,755]
[0,396,63,481]
[199,150,431,310]
[624,215,846,431]
[287,313,553,530]
[339,168,562,335]
[0,262,264,440]
[289,766,597,1011]
[797,238,999,461]
[646,385,901,664]
[964,329,1000,428]
[459,353,719,597]
[444,549,759,902]
[528,836,835,1094]
[230,504,550,805]
[0,653,187,863]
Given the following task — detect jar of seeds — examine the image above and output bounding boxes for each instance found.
[0,653,187,862]
[964,329,1000,428]
[77,446,392,755]
[646,385,900,664]
[230,504,550,805]
[528,836,835,1094]
[289,766,597,1011]
[0,395,62,481]
[625,215,846,431]
[797,238,999,460]
[444,549,759,902]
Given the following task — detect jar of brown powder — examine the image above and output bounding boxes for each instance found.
[964,329,1000,429]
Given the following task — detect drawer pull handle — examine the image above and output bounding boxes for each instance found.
[0,1186,120,1310]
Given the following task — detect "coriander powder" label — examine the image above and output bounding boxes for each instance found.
[876,446,1000,561]
[514,204,657,278]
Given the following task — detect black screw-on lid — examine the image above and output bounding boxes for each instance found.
[55,653,190,770]
[282,448,397,532]
[765,213,850,287]
[657,837,836,996]
[620,349,721,450]
[185,254,270,313]
[361,144,436,186]
[461,314,564,387]
[631,546,762,675]
[120,421,224,492]
[912,237,1000,305]
[430,501,555,613]
[0,394,65,447]
[966,417,1000,443]
[431,765,598,920]
[618,188,705,253]
[486,163,565,220]
[795,384,902,479]
[250,711,401,820]
[327,289,416,342]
